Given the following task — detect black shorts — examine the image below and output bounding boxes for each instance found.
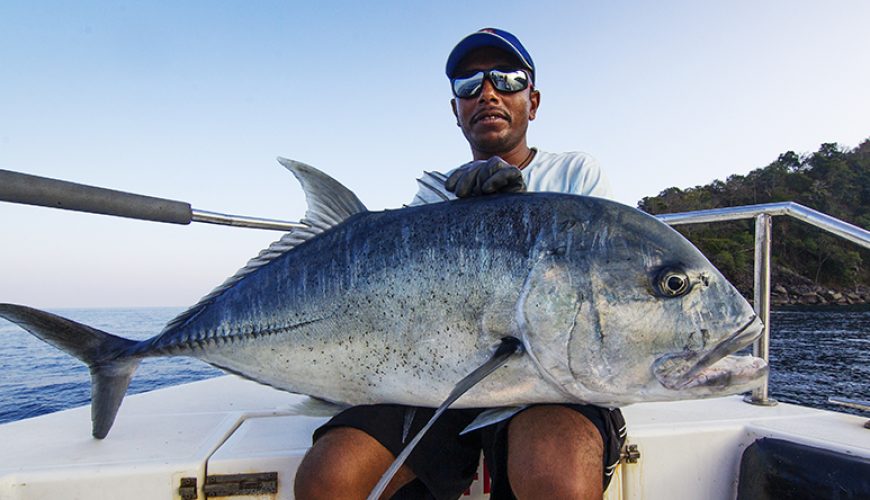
[313,405,481,499]
[313,404,626,500]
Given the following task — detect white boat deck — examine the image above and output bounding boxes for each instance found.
[0,375,867,499]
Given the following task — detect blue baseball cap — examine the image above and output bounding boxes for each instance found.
[445,28,535,83]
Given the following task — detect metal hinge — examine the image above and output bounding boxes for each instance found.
[620,444,641,464]
[179,477,198,500]
[178,472,279,499]
[204,472,279,497]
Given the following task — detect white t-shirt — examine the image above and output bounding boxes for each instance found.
[522,150,611,198]
[409,150,611,205]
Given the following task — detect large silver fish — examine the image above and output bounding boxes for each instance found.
[0,159,767,439]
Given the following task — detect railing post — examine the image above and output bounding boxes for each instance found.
[745,214,777,406]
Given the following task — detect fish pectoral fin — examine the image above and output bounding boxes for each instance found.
[460,406,528,435]
[366,337,524,500]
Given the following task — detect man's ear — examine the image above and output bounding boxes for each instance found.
[529,89,541,121]
[451,98,460,126]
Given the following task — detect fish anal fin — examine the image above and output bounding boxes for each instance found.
[285,396,349,418]
[460,406,528,435]
[402,407,417,444]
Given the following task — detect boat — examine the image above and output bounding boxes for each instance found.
[0,170,868,499]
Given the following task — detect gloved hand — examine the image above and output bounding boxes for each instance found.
[444,156,526,198]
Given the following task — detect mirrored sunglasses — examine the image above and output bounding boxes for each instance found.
[451,69,530,99]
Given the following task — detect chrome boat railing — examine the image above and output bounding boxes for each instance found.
[657,202,870,405]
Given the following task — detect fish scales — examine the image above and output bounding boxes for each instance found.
[0,160,767,438]
[159,196,578,406]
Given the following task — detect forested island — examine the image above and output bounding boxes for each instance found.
[638,140,869,307]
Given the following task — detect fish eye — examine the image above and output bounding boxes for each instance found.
[656,268,691,297]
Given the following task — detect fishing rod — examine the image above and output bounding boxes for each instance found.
[0,169,308,231]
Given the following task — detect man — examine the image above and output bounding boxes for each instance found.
[295,28,625,500]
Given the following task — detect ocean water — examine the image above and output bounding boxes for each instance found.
[764,309,868,414]
[0,307,867,424]
[0,307,221,424]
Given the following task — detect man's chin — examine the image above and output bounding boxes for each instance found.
[469,134,514,154]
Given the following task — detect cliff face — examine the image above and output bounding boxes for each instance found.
[638,141,870,306]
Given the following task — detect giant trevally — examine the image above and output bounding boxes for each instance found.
[0,159,767,440]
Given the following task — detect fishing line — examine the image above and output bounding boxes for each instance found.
[367,337,523,500]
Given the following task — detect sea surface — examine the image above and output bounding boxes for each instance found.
[0,307,868,424]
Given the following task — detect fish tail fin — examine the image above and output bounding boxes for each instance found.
[0,303,140,439]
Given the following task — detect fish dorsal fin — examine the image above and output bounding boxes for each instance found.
[160,160,366,335]
[277,157,368,229]
[406,171,456,206]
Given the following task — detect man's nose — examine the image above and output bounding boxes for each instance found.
[478,77,500,102]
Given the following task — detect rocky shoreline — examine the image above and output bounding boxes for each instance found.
[769,284,870,307]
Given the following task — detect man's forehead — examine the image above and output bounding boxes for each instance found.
[455,47,525,72]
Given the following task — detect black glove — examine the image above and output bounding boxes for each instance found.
[444,156,526,198]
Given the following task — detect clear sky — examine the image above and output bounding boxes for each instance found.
[1,1,868,308]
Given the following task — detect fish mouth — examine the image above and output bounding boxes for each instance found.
[653,316,769,390]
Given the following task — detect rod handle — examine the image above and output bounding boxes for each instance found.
[0,169,192,224]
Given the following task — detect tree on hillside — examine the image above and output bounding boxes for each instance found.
[638,141,870,296]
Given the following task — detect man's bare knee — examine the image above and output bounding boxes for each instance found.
[294,427,415,499]
[507,406,604,500]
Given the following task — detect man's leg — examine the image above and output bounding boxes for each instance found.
[482,405,625,499]
[507,406,604,499]
[506,405,605,500]
[294,426,416,499]
[295,405,482,500]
